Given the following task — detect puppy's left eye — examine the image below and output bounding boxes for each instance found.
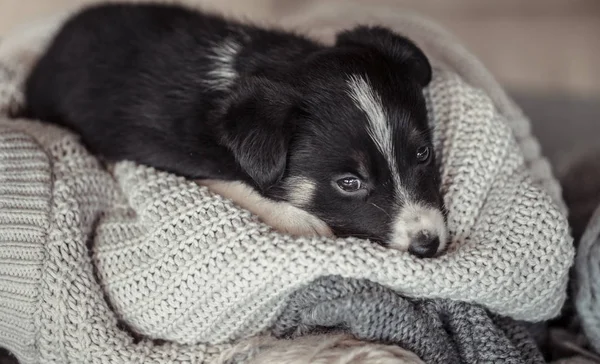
[416,146,431,163]
[336,176,362,193]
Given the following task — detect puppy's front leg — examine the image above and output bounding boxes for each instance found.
[197,180,333,238]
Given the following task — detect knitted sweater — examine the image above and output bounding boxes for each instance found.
[0,4,574,364]
[272,276,547,364]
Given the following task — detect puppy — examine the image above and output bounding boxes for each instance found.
[22,2,447,257]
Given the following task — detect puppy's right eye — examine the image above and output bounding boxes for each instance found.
[416,146,431,164]
[336,176,362,193]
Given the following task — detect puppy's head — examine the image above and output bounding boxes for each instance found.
[221,26,446,257]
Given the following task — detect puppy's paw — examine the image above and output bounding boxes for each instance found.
[197,179,333,238]
[259,203,333,238]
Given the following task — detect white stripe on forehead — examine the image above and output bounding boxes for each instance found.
[346,74,406,201]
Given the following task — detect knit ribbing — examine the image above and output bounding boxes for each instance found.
[0,131,50,364]
[0,127,237,364]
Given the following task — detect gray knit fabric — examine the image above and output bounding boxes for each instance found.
[272,276,545,364]
[0,6,576,364]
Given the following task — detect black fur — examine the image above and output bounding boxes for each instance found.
[23,2,444,254]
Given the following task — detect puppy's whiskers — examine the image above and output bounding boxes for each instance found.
[370,202,391,219]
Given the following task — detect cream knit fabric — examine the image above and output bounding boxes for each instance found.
[0,3,574,364]
[0,124,236,363]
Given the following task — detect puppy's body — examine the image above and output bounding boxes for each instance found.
[24,4,309,183]
[24,2,448,256]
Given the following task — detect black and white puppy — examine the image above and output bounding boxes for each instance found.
[22,2,447,257]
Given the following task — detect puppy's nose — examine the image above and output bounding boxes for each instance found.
[408,232,440,258]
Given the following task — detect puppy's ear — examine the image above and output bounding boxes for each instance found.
[219,77,300,192]
[336,26,432,87]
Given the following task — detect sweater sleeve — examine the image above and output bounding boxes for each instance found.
[0,122,52,364]
[0,119,243,364]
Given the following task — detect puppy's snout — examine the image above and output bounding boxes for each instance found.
[408,232,440,258]
[390,202,447,256]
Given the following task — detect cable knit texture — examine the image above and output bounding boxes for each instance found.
[0,4,574,364]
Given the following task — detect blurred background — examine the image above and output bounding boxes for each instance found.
[0,1,599,219]
[1,0,598,168]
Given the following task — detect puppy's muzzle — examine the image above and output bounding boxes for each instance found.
[391,202,447,258]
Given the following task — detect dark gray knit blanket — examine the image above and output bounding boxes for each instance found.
[271,276,545,364]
